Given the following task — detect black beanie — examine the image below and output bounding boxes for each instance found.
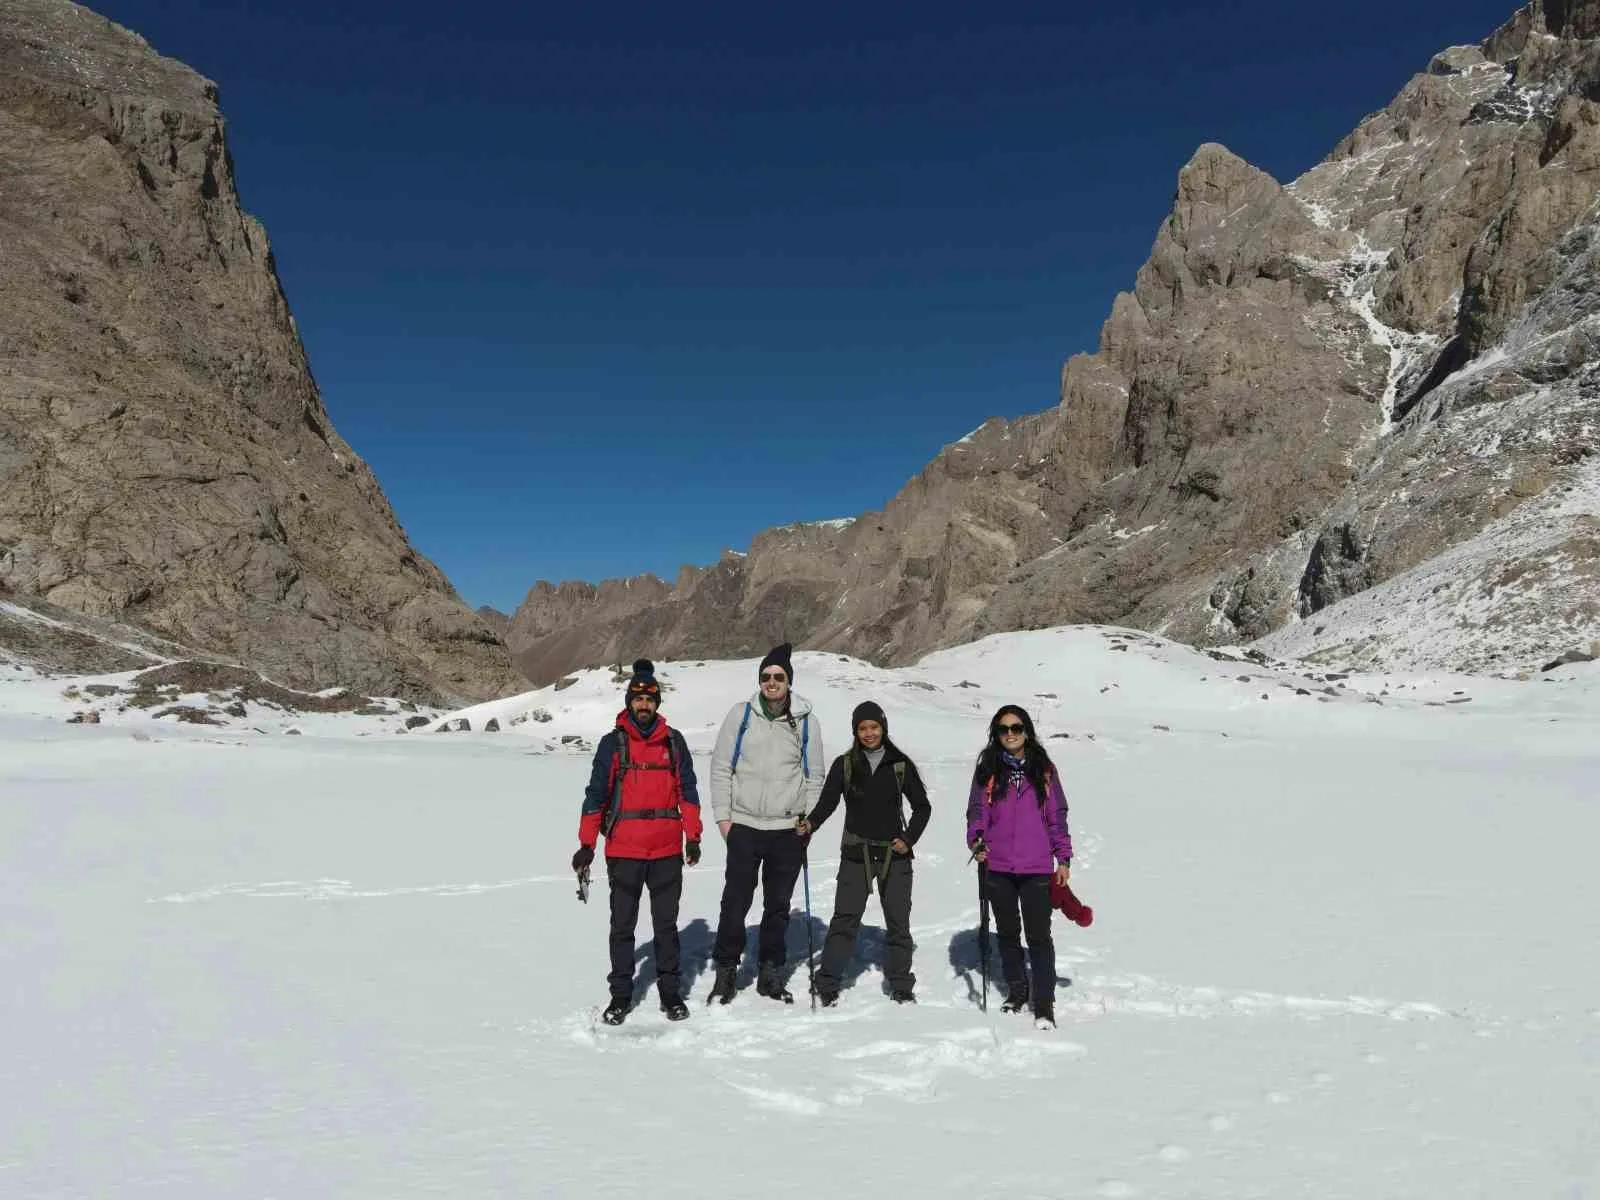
[851,700,887,738]
[758,642,793,684]
[625,658,661,701]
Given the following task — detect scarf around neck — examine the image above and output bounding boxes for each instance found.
[1000,749,1028,794]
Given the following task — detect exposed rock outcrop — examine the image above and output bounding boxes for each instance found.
[0,0,520,702]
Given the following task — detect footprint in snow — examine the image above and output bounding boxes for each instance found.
[728,1082,825,1116]
[835,1040,923,1060]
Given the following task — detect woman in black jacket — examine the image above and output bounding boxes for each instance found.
[797,700,931,1006]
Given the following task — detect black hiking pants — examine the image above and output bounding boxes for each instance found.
[815,851,914,993]
[712,824,806,969]
[607,855,683,1002]
[986,870,1055,1003]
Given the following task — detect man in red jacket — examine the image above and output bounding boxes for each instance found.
[572,659,702,1026]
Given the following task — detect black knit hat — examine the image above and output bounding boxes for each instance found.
[851,700,887,738]
[758,642,793,684]
[625,658,661,702]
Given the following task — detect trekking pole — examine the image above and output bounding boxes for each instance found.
[802,844,817,1012]
[575,865,591,904]
[977,861,991,1014]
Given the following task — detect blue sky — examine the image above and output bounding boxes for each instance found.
[94,0,1518,612]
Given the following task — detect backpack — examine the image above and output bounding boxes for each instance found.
[840,750,909,859]
[841,751,905,793]
[601,727,681,836]
[728,701,810,779]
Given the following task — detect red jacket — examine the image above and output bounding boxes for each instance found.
[579,712,702,860]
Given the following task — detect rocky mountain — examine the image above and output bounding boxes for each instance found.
[475,605,511,637]
[508,0,1600,683]
[0,0,519,703]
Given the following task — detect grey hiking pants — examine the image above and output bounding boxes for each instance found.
[815,852,914,993]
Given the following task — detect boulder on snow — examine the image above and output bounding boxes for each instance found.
[1540,648,1597,671]
[484,717,501,732]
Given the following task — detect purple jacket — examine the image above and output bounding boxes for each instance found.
[966,769,1073,875]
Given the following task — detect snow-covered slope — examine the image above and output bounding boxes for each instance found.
[1255,452,1600,672]
[2,627,1596,1197]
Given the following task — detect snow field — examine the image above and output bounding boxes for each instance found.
[1,627,1596,1198]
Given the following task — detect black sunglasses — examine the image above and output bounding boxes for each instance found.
[760,671,787,682]
[994,722,1027,735]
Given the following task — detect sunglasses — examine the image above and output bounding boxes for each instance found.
[994,722,1027,736]
[759,672,787,683]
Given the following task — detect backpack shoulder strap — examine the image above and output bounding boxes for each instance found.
[729,703,753,774]
[800,713,810,779]
[665,727,681,798]
[841,750,854,788]
[602,732,629,835]
[893,760,906,791]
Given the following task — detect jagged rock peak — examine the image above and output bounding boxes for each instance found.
[1490,0,1600,51]
[0,0,213,102]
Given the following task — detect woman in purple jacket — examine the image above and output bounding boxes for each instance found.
[966,704,1073,1028]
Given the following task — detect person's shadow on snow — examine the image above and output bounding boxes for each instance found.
[947,928,1071,1005]
[696,910,829,994]
[824,924,893,994]
[777,909,829,989]
[631,917,713,1006]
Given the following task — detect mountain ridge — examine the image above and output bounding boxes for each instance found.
[507,0,1600,683]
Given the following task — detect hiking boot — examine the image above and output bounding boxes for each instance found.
[601,997,630,1026]
[756,964,794,1004]
[707,965,737,1005]
[890,989,917,1005]
[1032,1000,1056,1029]
[814,986,839,1008]
[999,981,1030,1014]
[660,995,690,1022]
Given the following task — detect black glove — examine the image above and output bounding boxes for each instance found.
[685,840,701,866]
[572,845,594,872]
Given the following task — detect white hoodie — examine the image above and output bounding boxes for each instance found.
[708,692,825,830]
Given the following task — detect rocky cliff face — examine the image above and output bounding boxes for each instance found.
[509,0,1600,682]
[0,0,519,702]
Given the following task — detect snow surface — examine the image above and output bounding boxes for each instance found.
[3,627,1598,1198]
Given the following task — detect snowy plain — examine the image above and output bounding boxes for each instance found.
[2,627,1597,1199]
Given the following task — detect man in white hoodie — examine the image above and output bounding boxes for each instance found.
[705,643,825,1004]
